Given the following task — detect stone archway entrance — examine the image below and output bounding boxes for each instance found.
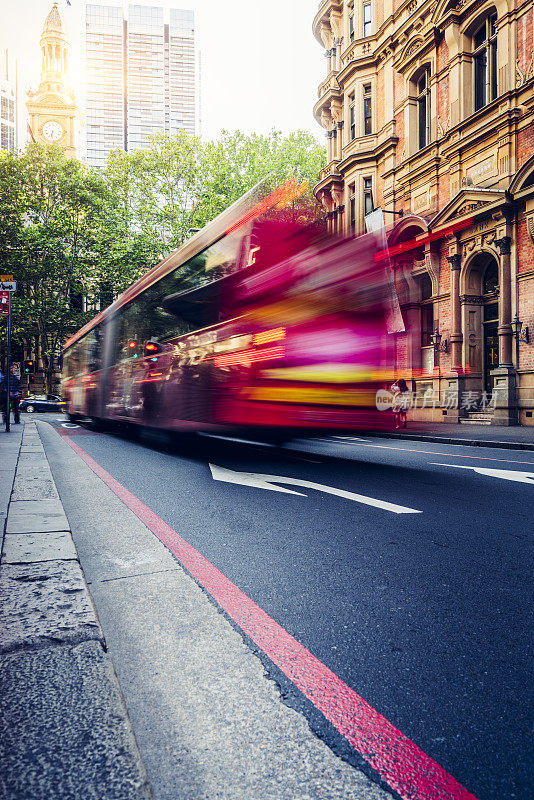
[460,251,501,403]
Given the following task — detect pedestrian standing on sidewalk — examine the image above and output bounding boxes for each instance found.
[391,378,410,429]
[0,365,21,425]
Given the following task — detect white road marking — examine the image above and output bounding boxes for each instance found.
[209,464,422,514]
[61,422,80,428]
[431,463,534,484]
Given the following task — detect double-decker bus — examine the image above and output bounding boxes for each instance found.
[62,182,396,439]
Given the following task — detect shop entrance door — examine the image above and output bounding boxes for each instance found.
[483,311,499,394]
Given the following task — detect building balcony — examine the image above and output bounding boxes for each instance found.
[313,160,344,197]
[337,40,377,86]
[313,84,342,124]
[317,70,340,99]
[312,0,343,45]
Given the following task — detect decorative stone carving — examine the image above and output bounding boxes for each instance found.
[330,100,343,124]
[452,201,490,219]
[516,61,526,87]
[320,22,332,49]
[320,109,332,129]
[460,294,484,305]
[330,10,343,40]
[331,186,344,206]
[424,251,440,295]
[527,215,534,245]
[495,236,511,255]
[447,254,461,270]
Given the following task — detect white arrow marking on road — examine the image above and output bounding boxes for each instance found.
[431,463,534,484]
[209,464,422,514]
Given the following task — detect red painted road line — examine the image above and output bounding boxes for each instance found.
[62,433,479,800]
[56,428,102,436]
[338,440,534,466]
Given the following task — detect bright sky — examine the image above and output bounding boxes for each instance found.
[2,0,325,145]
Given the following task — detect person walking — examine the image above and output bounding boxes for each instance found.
[0,364,22,425]
[391,378,410,429]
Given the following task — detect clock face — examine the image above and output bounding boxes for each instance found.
[42,121,63,142]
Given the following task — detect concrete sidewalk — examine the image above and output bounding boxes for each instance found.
[367,421,534,450]
[0,422,152,800]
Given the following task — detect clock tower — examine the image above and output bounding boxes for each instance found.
[26,3,83,158]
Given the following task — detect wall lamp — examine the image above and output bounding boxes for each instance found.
[512,315,530,344]
[431,329,448,353]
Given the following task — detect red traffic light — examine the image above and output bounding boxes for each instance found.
[128,340,137,349]
[144,341,159,354]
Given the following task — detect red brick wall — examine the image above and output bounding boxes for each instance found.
[437,38,449,72]
[377,67,385,131]
[518,279,534,369]
[395,113,404,166]
[438,247,451,294]
[437,75,449,137]
[517,126,534,170]
[376,1,385,29]
[517,217,534,275]
[516,8,533,77]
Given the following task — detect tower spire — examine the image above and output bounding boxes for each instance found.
[43,3,62,35]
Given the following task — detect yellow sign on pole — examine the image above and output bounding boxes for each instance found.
[0,275,13,281]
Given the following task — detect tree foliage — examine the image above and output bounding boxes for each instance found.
[104,129,326,253]
[0,130,325,390]
[0,144,157,390]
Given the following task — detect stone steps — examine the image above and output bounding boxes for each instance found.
[460,411,494,425]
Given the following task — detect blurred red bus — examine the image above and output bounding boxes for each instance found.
[61,183,396,439]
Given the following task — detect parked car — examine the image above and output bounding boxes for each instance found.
[20,394,66,413]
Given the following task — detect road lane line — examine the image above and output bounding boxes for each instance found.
[209,463,422,513]
[431,463,534,484]
[315,440,534,466]
[60,432,478,800]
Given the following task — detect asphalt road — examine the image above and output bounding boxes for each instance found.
[35,412,534,800]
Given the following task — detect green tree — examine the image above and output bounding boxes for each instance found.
[194,129,326,227]
[104,128,326,254]
[0,143,157,392]
[104,130,204,256]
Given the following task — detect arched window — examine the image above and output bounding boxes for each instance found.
[473,14,498,111]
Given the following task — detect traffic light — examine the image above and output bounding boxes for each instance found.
[24,360,35,374]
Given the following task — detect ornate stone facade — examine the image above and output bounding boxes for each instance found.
[26,3,83,159]
[313,0,534,424]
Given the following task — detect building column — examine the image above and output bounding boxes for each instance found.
[491,235,518,425]
[447,253,462,369]
[496,236,513,367]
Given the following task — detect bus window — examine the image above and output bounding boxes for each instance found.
[86,326,102,372]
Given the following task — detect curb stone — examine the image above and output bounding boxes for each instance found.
[0,422,153,800]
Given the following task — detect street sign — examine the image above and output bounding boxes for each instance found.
[0,289,10,315]
[0,275,13,281]
[0,281,16,292]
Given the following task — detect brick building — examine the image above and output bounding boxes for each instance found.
[313,0,534,424]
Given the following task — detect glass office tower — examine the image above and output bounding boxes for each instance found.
[86,5,125,168]
[85,4,195,168]
[1,48,18,152]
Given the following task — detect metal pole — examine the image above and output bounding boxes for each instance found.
[5,295,11,432]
